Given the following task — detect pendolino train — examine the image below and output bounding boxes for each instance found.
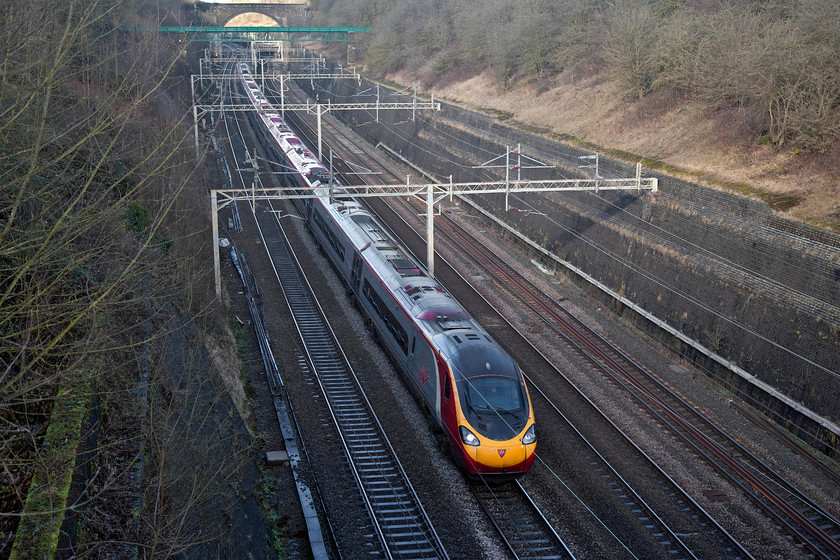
[237,62,536,477]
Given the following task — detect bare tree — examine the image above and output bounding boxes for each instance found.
[650,9,704,96]
[335,0,840,152]
[1,0,239,556]
[603,1,658,100]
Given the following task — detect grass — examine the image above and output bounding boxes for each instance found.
[10,370,93,560]
[425,69,840,234]
[523,127,812,215]
[231,320,249,356]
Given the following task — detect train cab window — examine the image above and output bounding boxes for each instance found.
[452,344,518,382]
[450,344,529,425]
[464,376,522,412]
[444,377,451,399]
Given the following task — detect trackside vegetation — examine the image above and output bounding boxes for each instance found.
[9,371,92,560]
[1,0,270,557]
[313,0,840,153]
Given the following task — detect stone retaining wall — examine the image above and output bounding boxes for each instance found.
[300,72,840,454]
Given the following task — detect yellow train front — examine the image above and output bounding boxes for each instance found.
[433,337,536,478]
[237,60,534,479]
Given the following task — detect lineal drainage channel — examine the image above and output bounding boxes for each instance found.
[230,245,329,560]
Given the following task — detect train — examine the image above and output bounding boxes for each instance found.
[236,62,536,478]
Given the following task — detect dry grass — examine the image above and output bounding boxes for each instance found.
[398,69,840,233]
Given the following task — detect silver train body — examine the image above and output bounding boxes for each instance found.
[237,63,536,477]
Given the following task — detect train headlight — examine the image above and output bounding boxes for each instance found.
[459,426,480,447]
[522,424,536,445]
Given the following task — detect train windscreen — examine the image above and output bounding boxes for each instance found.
[463,376,522,413]
[450,344,530,439]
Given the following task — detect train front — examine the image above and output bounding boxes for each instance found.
[448,342,536,478]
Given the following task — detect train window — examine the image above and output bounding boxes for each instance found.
[444,377,451,399]
[464,376,522,413]
[411,337,416,354]
[312,209,345,261]
[393,325,408,352]
[362,279,408,354]
[363,281,377,314]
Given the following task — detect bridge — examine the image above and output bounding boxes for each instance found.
[157,26,368,42]
[190,0,309,27]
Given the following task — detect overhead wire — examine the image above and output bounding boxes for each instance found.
[506,192,840,381]
[236,56,728,552]
[588,190,839,312]
[339,78,838,381]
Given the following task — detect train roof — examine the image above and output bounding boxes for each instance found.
[238,67,491,344]
[328,200,483,339]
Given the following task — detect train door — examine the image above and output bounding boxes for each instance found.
[409,333,441,428]
[438,353,458,444]
[351,252,362,293]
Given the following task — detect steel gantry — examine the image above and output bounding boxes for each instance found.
[191,70,440,161]
[210,174,658,299]
[202,51,654,299]
[154,26,370,42]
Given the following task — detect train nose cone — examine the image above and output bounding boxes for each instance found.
[476,444,528,470]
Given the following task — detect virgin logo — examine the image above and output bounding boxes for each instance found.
[497,449,506,457]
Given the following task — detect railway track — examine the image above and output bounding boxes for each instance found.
[218,64,450,558]
[373,194,754,559]
[271,86,583,558]
[268,69,840,559]
[250,200,448,559]
[425,200,840,559]
[470,480,574,560]
[278,87,736,559]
